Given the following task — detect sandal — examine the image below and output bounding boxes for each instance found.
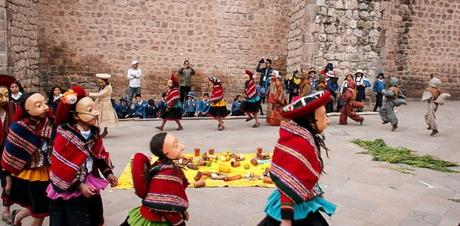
[252,122,260,128]
[218,124,225,131]
[245,116,254,122]
[11,209,21,226]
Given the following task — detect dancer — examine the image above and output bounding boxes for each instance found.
[157,73,183,131]
[8,81,25,104]
[89,73,119,138]
[379,77,406,132]
[1,93,53,226]
[122,132,189,226]
[422,76,450,136]
[339,81,364,125]
[208,76,230,130]
[0,75,16,224]
[267,70,287,126]
[48,86,117,226]
[259,91,336,226]
[240,70,261,127]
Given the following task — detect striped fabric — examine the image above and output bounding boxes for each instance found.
[244,78,257,99]
[50,123,113,191]
[142,161,189,213]
[165,88,180,109]
[1,118,52,174]
[269,121,322,204]
[210,84,224,102]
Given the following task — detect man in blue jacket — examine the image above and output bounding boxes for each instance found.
[373,73,385,112]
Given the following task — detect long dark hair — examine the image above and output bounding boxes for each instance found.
[9,81,25,98]
[293,114,329,173]
[48,86,63,103]
[98,79,109,91]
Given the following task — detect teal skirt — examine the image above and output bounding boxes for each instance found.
[264,190,336,221]
[126,207,171,226]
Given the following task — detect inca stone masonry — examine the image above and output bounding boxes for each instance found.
[1,0,459,99]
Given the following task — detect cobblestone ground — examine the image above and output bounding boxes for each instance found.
[5,101,460,226]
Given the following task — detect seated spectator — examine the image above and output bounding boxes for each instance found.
[183,91,197,117]
[145,99,158,118]
[231,95,245,116]
[157,92,167,116]
[132,94,148,118]
[116,96,131,118]
[197,93,210,117]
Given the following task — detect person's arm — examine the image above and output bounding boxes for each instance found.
[127,68,134,80]
[256,60,264,73]
[190,67,195,75]
[89,86,111,98]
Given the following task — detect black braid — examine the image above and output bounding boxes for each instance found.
[293,115,330,173]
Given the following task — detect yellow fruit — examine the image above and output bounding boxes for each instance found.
[218,164,231,173]
[244,163,250,169]
[225,155,231,161]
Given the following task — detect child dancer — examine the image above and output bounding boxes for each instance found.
[208,76,230,130]
[379,77,406,132]
[1,93,53,226]
[47,86,117,226]
[259,91,336,226]
[122,132,189,226]
[339,81,364,125]
[240,70,261,127]
[157,73,184,131]
[422,76,450,136]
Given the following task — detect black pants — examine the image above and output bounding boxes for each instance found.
[258,212,329,226]
[374,92,383,111]
[179,86,191,104]
[50,195,104,226]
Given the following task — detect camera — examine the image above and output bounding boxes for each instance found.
[259,58,265,64]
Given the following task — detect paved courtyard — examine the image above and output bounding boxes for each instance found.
[9,101,460,226]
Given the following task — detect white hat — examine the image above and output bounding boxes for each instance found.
[355,69,364,75]
[132,60,138,65]
[96,73,111,79]
[272,70,280,78]
[428,77,441,87]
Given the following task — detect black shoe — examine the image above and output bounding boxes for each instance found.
[427,126,431,130]
[430,130,438,136]
[382,121,389,124]
[391,125,398,131]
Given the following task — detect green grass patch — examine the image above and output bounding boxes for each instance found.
[352,139,458,173]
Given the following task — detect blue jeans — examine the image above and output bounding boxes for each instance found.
[127,87,141,106]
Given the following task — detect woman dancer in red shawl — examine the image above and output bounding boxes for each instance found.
[208,76,230,130]
[156,73,184,131]
[2,93,53,226]
[240,69,262,128]
[122,132,189,226]
[47,86,117,226]
[259,91,336,226]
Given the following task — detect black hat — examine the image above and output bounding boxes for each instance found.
[326,63,333,69]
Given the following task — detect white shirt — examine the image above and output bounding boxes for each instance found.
[127,68,142,88]
[80,130,94,173]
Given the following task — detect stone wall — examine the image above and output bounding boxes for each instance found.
[0,1,7,75]
[4,0,40,91]
[380,0,460,98]
[288,0,385,76]
[37,0,289,100]
[287,0,460,98]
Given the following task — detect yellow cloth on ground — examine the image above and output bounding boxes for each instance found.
[115,152,275,189]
